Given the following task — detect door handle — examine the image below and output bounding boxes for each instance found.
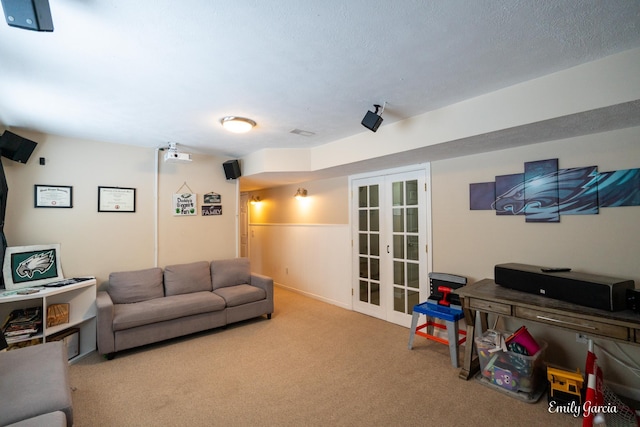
[387,245,390,254]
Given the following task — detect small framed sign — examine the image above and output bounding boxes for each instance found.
[98,187,136,212]
[173,193,197,216]
[34,185,73,208]
[204,192,221,204]
[202,205,222,216]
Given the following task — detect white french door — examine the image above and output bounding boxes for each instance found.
[352,168,430,327]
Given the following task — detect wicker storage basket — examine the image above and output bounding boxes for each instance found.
[46,303,69,327]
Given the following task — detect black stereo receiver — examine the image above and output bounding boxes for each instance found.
[494,263,635,311]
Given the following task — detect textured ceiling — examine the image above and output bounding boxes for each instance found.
[1,1,639,184]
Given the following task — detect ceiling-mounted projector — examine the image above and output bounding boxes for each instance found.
[164,151,192,162]
[164,142,192,163]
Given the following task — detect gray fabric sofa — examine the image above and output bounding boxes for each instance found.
[97,258,273,358]
[0,342,73,427]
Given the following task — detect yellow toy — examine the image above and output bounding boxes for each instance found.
[547,366,584,406]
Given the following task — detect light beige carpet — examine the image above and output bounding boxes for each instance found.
[69,287,581,426]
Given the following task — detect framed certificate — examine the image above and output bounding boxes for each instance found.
[34,185,73,208]
[98,186,136,212]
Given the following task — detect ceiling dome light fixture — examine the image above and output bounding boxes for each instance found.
[221,116,256,133]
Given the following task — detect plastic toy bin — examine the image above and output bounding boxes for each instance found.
[475,330,547,393]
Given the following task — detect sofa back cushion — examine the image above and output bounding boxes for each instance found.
[109,267,164,304]
[211,258,251,290]
[164,261,212,296]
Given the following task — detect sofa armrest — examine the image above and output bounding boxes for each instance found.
[0,342,73,427]
[250,273,274,314]
[96,291,116,355]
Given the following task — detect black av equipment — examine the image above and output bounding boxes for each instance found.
[495,263,635,311]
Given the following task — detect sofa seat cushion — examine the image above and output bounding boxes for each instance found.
[109,267,164,304]
[213,284,266,307]
[164,261,212,296]
[113,291,226,331]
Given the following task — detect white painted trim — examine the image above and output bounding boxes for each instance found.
[154,147,160,267]
[275,282,351,310]
[348,163,431,181]
[249,223,347,227]
[425,164,433,279]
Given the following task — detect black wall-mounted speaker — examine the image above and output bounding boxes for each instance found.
[223,159,241,180]
[1,0,54,32]
[0,131,37,163]
[361,110,383,132]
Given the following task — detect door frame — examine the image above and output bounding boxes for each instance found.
[349,164,433,326]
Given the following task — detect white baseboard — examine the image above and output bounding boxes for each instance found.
[275,282,351,310]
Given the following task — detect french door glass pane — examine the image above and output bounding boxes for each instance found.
[392,208,404,232]
[370,258,380,281]
[370,210,379,232]
[359,281,368,302]
[406,207,418,233]
[359,187,368,208]
[359,257,368,278]
[406,180,418,205]
[394,286,405,312]
[407,235,419,261]
[370,185,379,207]
[359,234,368,255]
[407,263,419,288]
[359,211,367,231]
[393,235,404,259]
[392,182,404,206]
[370,234,380,256]
[371,283,380,305]
[408,290,420,314]
[393,261,404,285]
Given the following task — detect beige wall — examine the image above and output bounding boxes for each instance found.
[2,124,639,394]
[247,126,640,395]
[158,153,239,265]
[431,126,640,392]
[247,176,351,307]
[248,176,348,225]
[2,131,237,287]
[431,126,640,284]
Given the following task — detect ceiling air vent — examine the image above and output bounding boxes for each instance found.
[290,129,315,137]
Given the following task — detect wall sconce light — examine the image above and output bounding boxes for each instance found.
[294,188,308,200]
[250,196,261,204]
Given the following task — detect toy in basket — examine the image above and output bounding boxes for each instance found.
[475,328,547,402]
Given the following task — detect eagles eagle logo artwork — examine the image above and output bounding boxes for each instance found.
[16,250,55,278]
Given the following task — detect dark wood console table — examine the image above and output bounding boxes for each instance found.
[456,278,640,380]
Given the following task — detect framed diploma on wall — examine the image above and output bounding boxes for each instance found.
[34,185,73,208]
[98,186,136,212]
